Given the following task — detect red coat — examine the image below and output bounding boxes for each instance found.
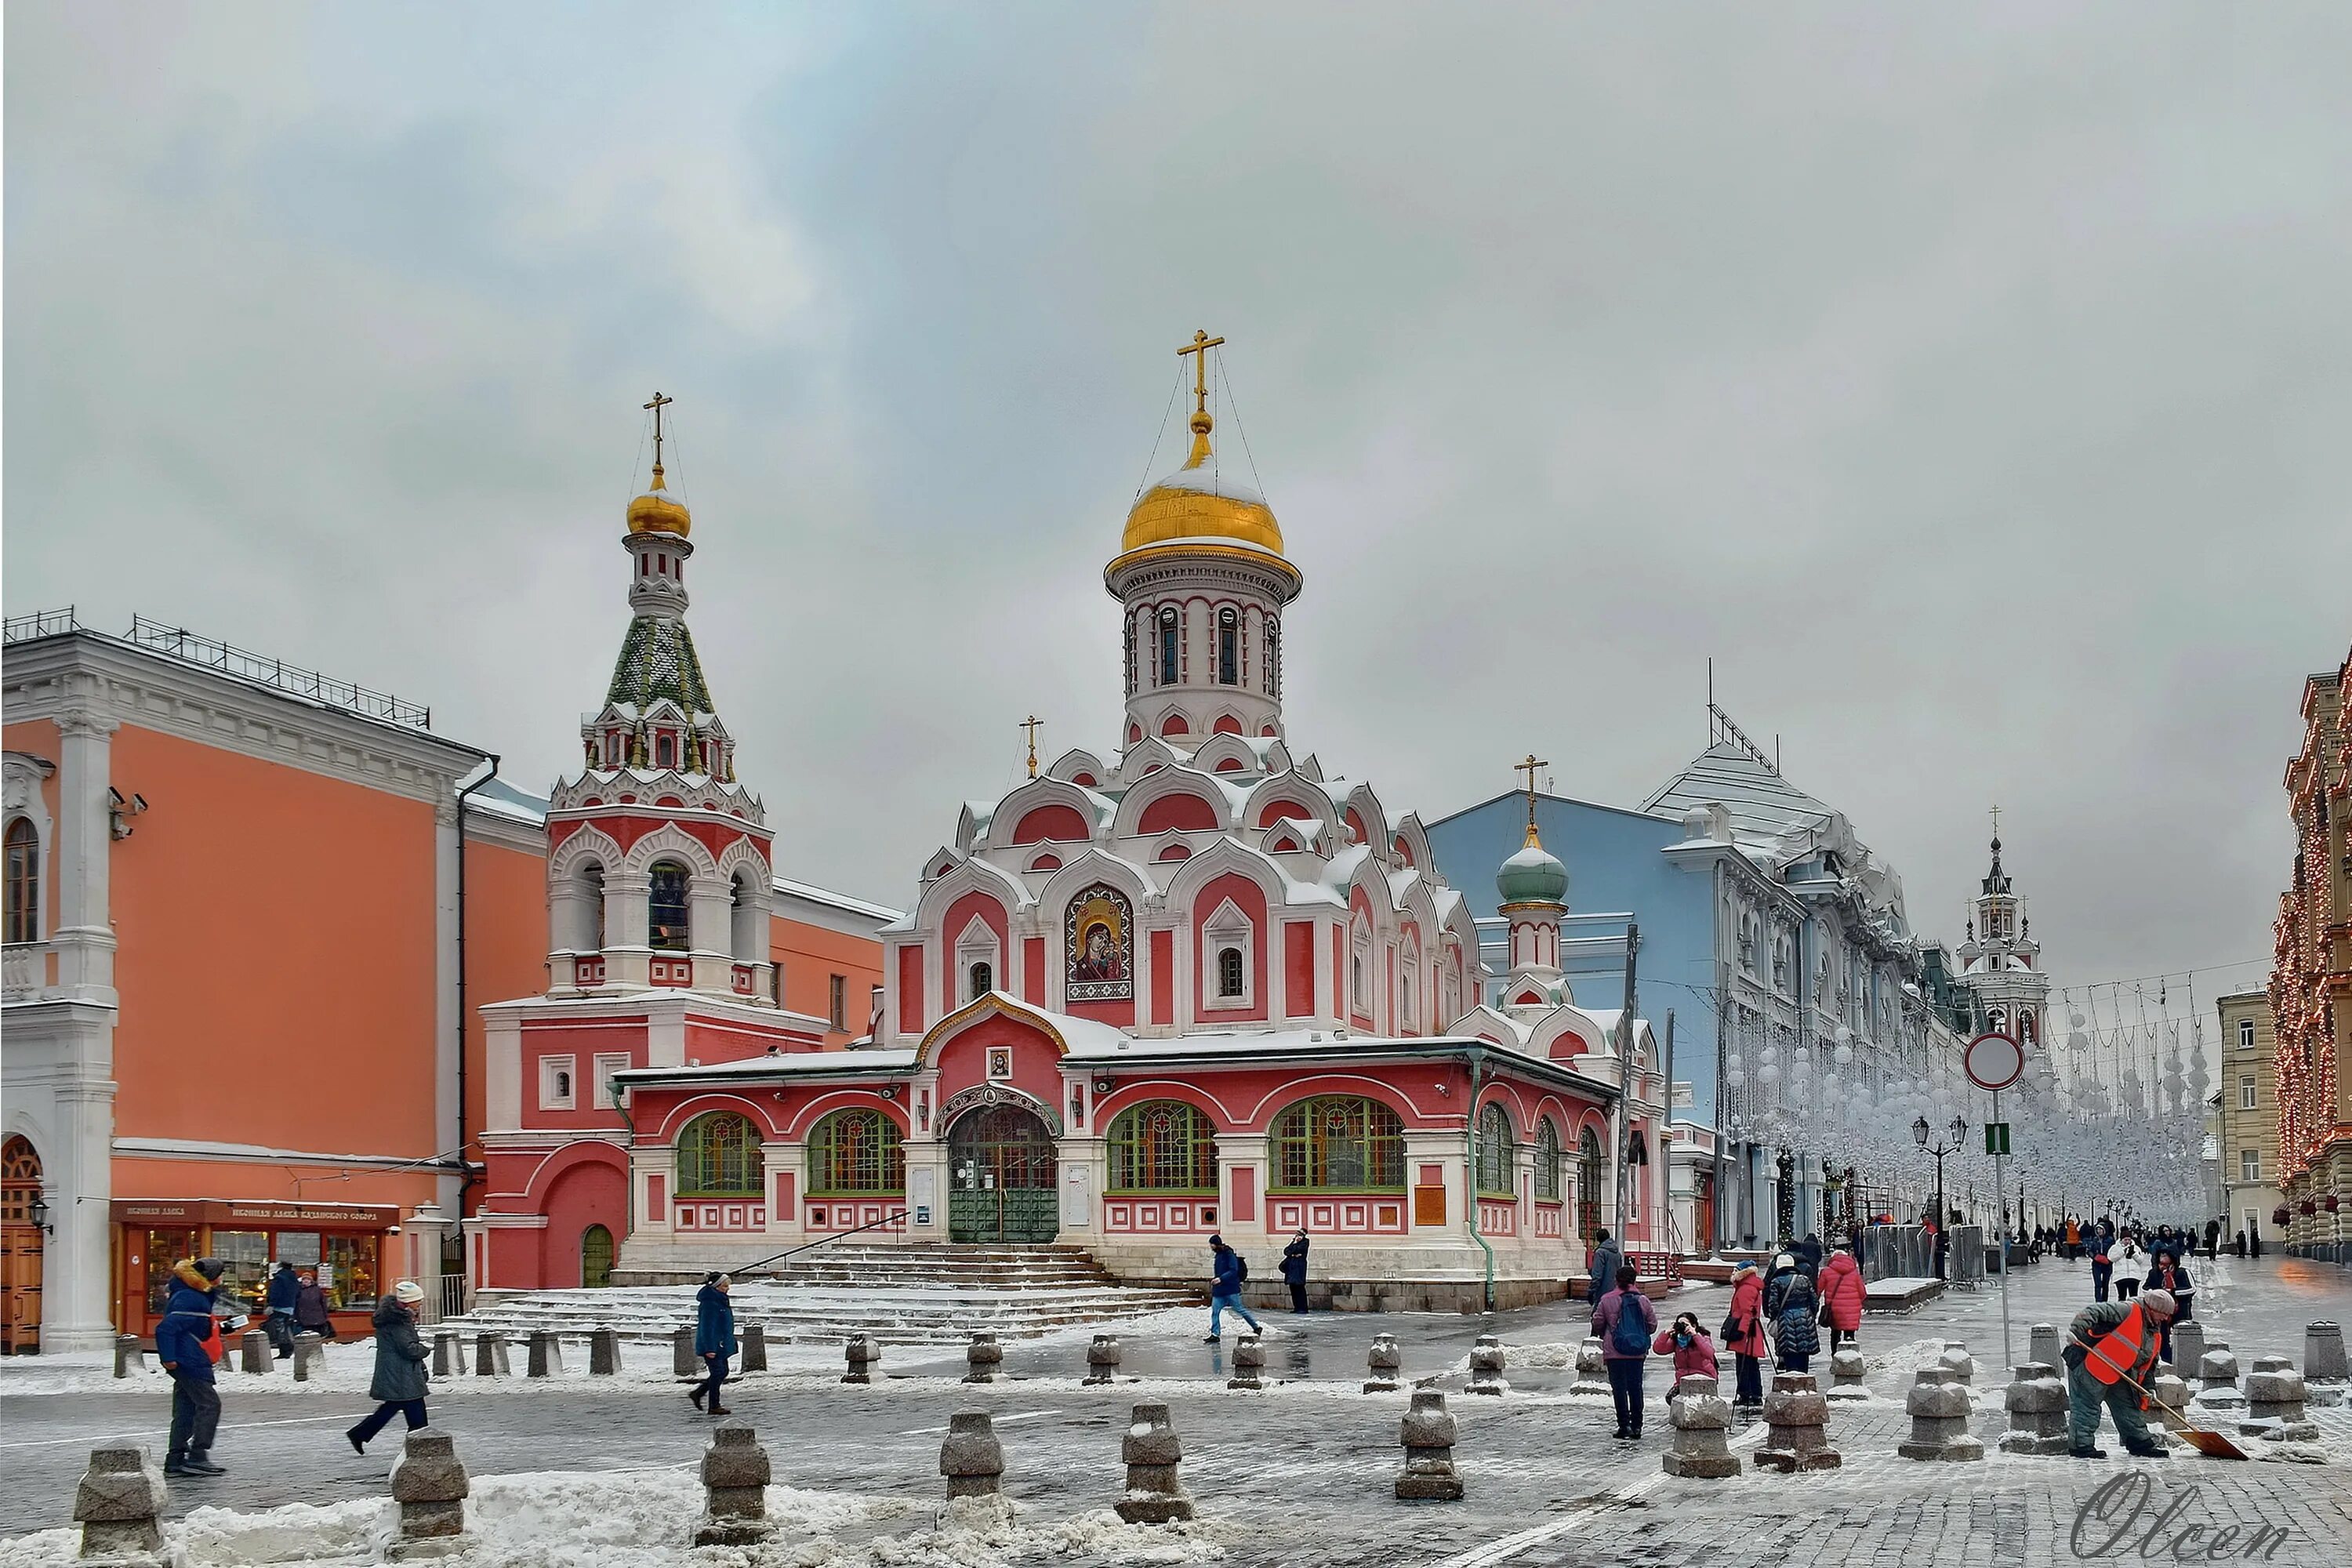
[1819,1250,1865,1332]
[1653,1326,1721,1383]
[1724,1271,1769,1357]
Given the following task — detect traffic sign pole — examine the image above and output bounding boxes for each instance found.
[1992,1084,2012,1374]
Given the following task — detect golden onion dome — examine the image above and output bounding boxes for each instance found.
[1119,412,1284,560]
[626,464,692,537]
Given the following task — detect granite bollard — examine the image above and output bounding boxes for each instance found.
[2241,1356,2318,1442]
[387,1428,470,1560]
[1998,1363,2069,1454]
[2303,1323,2347,1406]
[1751,1373,1842,1472]
[2167,1320,2206,1373]
[73,1443,169,1566]
[1395,1390,1465,1501]
[292,1331,325,1382]
[1116,1402,1196,1524]
[843,1334,880,1385]
[239,1329,271,1375]
[1826,1347,1868,1399]
[1363,1333,1403,1394]
[1896,1367,1984,1461]
[590,1327,619,1376]
[1083,1333,1122,1386]
[963,1330,1002,1385]
[940,1410,1006,1500]
[113,1335,143,1380]
[739,1322,768,1374]
[1569,1338,1612,1397]
[432,1332,458,1378]
[1936,1342,1975,1386]
[1465,1334,1508,1396]
[2029,1323,2061,1371]
[1662,1376,1739,1478]
[694,1421,774,1546]
[2194,1347,2245,1411]
[474,1333,507,1378]
[1227,1333,1265,1391]
[527,1331,562,1379]
[673,1326,697,1379]
[2150,1371,2194,1432]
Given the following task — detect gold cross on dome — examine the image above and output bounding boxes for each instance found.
[1178,330,1225,419]
[644,390,673,468]
[1989,802,2002,838]
[1020,715,1044,779]
[1515,753,1549,844]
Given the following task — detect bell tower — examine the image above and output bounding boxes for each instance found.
[1955,808,2049,1049]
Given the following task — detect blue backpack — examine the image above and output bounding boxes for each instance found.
[1610,1292,1651,1356]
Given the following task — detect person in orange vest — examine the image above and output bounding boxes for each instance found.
[2062,1288,2176,1459]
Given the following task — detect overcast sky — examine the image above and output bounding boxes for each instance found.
[8,2,2347,1024]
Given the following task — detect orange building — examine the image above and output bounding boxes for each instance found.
[1,601,889,1352]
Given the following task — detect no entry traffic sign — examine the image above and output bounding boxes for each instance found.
[1965,1030,2025,1092]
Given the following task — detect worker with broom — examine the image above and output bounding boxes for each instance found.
[2063,1287,2176,1459]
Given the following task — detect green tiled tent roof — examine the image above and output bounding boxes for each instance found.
[607,617,716,714]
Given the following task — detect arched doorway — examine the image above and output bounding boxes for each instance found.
[947,1105,1058,1243]
[580,1225,615,1290]
[2,1135,43,1355]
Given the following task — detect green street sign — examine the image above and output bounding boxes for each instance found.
[1984,1122,2011,1156]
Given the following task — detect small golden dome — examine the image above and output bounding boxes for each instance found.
[626,464,691,537]
[1118,416,1283,559]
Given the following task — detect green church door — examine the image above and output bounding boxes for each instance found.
[948,1106,1060,1243]
[580,1224,614,1289]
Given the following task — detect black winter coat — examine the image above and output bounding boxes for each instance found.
[1280,1237,1309,1285]
[368,1298,430,1403]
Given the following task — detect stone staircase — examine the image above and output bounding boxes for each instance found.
[441,1243,1201,1347]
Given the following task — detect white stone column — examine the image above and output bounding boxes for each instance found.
[688,875,731,994]
[51,708,118,1004]
[434,793,463,1219]
[47,1072,118,1352]
[604,872,651,988]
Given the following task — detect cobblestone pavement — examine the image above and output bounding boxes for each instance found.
[2,1253,2347,1564]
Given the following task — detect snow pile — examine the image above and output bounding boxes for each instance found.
[1498,1340,1577,1369]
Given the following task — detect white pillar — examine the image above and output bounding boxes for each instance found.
[51,709,118,1004]
[46,1072,117,1352]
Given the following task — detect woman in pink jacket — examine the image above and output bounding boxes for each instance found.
[1818,1242,1866,1351]
[1722,1261,1769,1407]
[1653,1312,1720,1400]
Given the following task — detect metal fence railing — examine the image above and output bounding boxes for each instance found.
[125,615,432,728]
[2,607,79,643]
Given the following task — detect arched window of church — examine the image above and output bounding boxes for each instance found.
[1350,951,1365,1012]
[1107,1101,1219,1192]
[581,863,606,950]
[1263,619,1280,697]
[1475,1102,1516,1196]
[1575,1126,1604,1240]
[656,733,676,768]
[648,860,691,950]
[1158,607,1180,686]
[5,818,38,945]
[1399,959,1417,1033]
[969,960,993,999]
[729,869,762,961]
[1217,947,1243,999]
[1270,1095,1404,1192]
[1123,615,1138,696]
[677,1109,764,1197]
[1534,1117,1563,1201]
[1217,607,1238,684]
[807,1108,905,1195]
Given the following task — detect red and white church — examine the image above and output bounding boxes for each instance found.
[471,354,1664,1307]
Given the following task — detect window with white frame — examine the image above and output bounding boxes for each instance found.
[589,1053,630,1112]
[1203,899,1254,1010]
[539,1054,578,1111]
[2238,1018,2255,1052]
[954,915,1003,1007]
[2240,1148,2260,1181]
[2239,1076,2257,1110]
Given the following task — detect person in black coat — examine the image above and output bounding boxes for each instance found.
[692,1272,736,1414]
[1793,1233,1824,1282]
[347,1282,431,1453]
[264,1262,300,1358]
[1279,1229,1311,1314]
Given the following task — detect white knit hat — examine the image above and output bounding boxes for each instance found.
[393,1279,426,1305]
[2137,1288,2175,1318]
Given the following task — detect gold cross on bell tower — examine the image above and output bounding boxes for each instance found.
[1178,329,1225,427]
[644,390,673,471]
[1020,715,1044,779]
[1515,753,1549,846]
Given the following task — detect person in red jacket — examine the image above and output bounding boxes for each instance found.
[1722,1260,1769,1407]
[1817,1241,1865,1351]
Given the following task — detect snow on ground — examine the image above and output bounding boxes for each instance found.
[0,1466,1225,1567]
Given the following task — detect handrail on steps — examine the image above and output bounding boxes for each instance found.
[730,1208,909,1278]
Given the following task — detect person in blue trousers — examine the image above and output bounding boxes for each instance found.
[691,1272,735,1415]
[1203,1235,1261,1342]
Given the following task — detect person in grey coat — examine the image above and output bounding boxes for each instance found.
[347,1281,432,1454]
[1586,1230,1623,1304]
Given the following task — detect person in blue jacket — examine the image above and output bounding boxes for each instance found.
[1203,1235,1261,1342]
[691,1272,735,1415]
[156,1258,227,1477]
[1279,1229,1312,1314]
[264,1261,300,1358]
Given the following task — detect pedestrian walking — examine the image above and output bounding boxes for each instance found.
[1592,1265,1658,1439]
[1771,1267,1821,1374]
[1203,1234,1261,1342]
[1279,1229,1311,1315]
[1817,1241,1864,1350]
[690,1272,735,1415]
[1652,1312,1719,1400]
[347,1282,431,1453]
[2249,1228,2263,1259]
[2063,1216,2081,1262]
[2089,1229,2113,1303]
[264,1261,300,1359]
[2143,1249,2194,1361]
[2061,1289,2177,1459]
[2231,1229,2246,1258]
[2202,1218,2221,1260]
[157,1258,229,1478]
[1721,1261,1769,1407]
[1792,1232,1824,1283]
[292,1269,337,1341]
[1585,1229,1622,1304]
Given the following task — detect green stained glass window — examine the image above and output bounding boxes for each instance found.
[1534,1117,1563,1201]
[807,1109,905,1196]
[1107,1101,1218,1193]
[678,1110,764,1197]
[1475,1102,1516,1197]
[1270,1095,1404,1192]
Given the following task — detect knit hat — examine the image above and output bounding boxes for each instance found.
[2138,1288,2176,1318]
[393,1280,426,1305]
[194,1258,227,1282]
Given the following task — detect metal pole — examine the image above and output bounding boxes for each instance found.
[1992,1085,2013,1373]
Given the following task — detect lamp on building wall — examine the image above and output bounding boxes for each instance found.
[27,1194,54,1236]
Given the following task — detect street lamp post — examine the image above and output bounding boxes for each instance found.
[1913,1113,1968,1279]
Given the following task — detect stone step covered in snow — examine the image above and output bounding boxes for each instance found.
[611,1242,1124,1291]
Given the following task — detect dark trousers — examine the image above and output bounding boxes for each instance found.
[1287,1280,1308,1314]
[351,1399,427,1445]
[1606,1356,1646,1434]
[2091,1261,2112,1302]
[1781,1351,1811,1373]
[1827,1327,1856,1350]
[1734,1353,1764,1404]
[2115,1276,2139,1300]
[699,1352,729,1405]
[168,1375,222,1460]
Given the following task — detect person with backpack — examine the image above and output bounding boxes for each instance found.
[2063,1289,2176,1459]
[1721,1260,1769,1407]
[1279,1229,1312,1315]
[1204,1235,1261,1342]
[1592,1264,1658,1439]
[1771,1265,1821,1372]
[156,1258,230,1478]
